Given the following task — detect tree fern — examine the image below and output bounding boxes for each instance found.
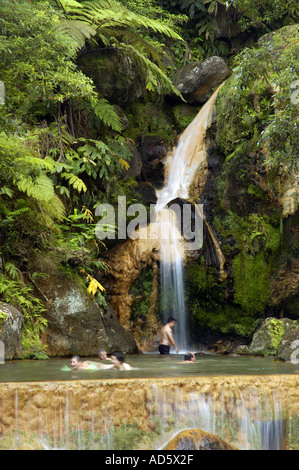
[39,194,66,222]
[53,0,185,99]
[53,19,97,50]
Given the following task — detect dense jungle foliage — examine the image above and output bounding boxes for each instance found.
[0,0,298,356]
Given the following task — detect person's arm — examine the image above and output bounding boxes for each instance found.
[168,330,179,353]
[98,363,114,370]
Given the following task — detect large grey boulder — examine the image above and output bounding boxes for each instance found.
[0,303,24,360]
[172,56,230,104]
[29,253,138,357]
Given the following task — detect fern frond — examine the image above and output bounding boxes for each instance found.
[93,98,123,132]
[54,19,97,49]
[121,43,183,99]
[61,172,87,193]
[19,156,57,172]
[80,1,183,41]
[55,0,84,14]
[39,194,66,222]
[16,174,55,202]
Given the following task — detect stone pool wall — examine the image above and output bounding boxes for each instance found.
[0,375,299,449]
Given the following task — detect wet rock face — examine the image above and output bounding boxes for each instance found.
[172,56,230,104]
[0,303,24,359]
[136,135,170,187]
[164,429,238,450]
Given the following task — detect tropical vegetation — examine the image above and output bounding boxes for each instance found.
[0,0,298,355]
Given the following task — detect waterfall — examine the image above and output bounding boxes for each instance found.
[154,84,225,352]
[1,377,298,450]
[148,383,288,450]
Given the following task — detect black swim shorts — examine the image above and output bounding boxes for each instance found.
[158,344,170,355]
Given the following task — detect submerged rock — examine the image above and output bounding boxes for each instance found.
[164,429,238,450]
[0,303,24,360]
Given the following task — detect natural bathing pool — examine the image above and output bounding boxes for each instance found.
[0,353,297,382]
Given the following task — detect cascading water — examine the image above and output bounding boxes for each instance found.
[1,376,298,450]
[154,84,224,352]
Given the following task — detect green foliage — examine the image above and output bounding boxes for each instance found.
[216,25,299,170]
[232,0,299,31]
[0,271,48,359]
[186,259,259,337]
[160,0,228,41]
[232,252,272,314]
[214,212,281,256]
[130,267,154,321]
[52,0,185,99]
[0,0,97,120]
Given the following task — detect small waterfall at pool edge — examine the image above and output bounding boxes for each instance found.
[154,84,224,352]
[5,378,296,450]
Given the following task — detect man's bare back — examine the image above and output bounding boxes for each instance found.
[159,318,179,354]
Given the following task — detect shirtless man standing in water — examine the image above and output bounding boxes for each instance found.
[158,317,179,355]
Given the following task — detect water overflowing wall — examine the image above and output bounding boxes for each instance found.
[0,376,298,450]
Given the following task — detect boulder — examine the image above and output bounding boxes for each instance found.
[136,182,157,205]
[172,56,230,104]
[29,253,138,357]
[0,303,24,360]
[136,135,170,187]
[248,317,286,356]
[164,429,238,450]
[120,141,142,179]
[277,319,299,362]
[78,51,144,106]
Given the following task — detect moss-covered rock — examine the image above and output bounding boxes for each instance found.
[124,98,176,141]
[28,252,138,356]
[248,317,285,356]
[277,319,299,362]
[164,428,238,450]
[78,51,145,105]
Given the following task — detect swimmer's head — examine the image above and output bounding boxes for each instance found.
[111,352,124,364]
[184,352,195,362]
[70,355,81,369]
[98,349,108,360]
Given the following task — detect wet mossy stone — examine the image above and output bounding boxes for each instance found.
[248,317,285,357]
[78,50,144,106]
[164,429,238,450]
